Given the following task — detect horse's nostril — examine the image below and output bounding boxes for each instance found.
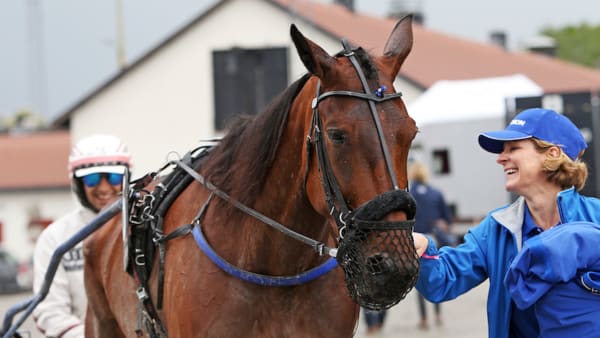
[366,254,397,275]
[336,219,420,310]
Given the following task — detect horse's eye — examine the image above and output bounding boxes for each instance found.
[327,129,346,144]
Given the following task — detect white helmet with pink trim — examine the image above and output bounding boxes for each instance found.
[68,134,131,178]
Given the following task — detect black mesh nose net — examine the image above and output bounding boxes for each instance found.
[336,190,419,310]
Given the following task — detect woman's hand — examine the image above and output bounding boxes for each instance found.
[412,232,429,257]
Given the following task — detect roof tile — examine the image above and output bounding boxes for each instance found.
[0,131,71,190]
[273,0,600,92]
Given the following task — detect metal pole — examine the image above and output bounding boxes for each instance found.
[115,0,127,69]
[25,0,48,117]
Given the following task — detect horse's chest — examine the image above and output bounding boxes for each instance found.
[168,297,355,338]
[201,317,354,338]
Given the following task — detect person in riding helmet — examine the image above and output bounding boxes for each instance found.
[32,134,131,338]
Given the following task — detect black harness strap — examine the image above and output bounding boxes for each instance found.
[341,39,400,190]
[126,146,213,337]
[314,89,402,103]
[133,270,167,338]
[311,94,350,225]
[174,159,336,257]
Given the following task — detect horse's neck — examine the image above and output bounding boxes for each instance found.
[254,120,327,241]
[201,81,331,269]
[241,95,331,265]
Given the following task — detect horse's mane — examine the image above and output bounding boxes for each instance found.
[202,73,312,206]
[201,47,374,209]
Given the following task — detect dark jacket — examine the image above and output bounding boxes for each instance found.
[410,181,452,234]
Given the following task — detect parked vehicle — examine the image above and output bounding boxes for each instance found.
[0,248,31,294]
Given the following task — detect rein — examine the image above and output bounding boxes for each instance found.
[174,159,338,259]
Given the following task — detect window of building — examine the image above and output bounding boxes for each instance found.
[432,149,451,174]
[212,47,288,130]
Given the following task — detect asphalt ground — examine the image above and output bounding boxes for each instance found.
[354,281,489,338]
[1,281,489,338]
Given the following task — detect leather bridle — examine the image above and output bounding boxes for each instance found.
[305,39,415,235]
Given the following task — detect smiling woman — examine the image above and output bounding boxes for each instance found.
[411,108,600,338]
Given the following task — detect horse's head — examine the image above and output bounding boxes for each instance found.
[291,16,419,310]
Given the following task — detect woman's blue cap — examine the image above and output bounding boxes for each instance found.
[478,108,587,160]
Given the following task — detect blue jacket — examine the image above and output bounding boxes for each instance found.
[415,187,600,338]
[505,221,600,337]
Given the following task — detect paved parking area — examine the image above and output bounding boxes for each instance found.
[0,292,38,338]
[355,281,489,338]
[2,281,489,338]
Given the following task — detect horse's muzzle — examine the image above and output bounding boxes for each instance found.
[336,190,419,310]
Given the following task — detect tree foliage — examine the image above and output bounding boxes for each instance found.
[0,108,48,133]
[542,23,600,68]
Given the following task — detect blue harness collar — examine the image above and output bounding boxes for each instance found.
[192,225,338,286]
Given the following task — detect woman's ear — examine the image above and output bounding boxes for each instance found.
[548,146,562,158]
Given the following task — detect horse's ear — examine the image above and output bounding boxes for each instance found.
[290,24,335,77]
[382,14,413,76]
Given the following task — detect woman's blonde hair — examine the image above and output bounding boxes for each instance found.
[531,138,588,191]
[409,162,429,184]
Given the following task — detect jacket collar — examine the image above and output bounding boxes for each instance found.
[492,197,526,249]
[556,186,576,221]
[491,187,576,250]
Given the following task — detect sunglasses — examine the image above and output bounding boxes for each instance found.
[82,173,124,187]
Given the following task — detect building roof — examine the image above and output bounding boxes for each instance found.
[409,74,543,126]
[0,131,71,190]
[51,0,600,128]
[269,0,600,93]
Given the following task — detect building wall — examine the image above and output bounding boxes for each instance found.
[70,0,422,177]
[0,190,74,260]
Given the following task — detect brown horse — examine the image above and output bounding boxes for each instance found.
[84,15,418,338]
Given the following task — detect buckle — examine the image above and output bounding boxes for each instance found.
[580,274,600,295]
[136,287,149,301]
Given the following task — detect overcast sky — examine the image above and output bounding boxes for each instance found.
[2,0,600,122]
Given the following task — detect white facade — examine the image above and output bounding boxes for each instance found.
[69,0,422,178]
[0,190,75,260]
